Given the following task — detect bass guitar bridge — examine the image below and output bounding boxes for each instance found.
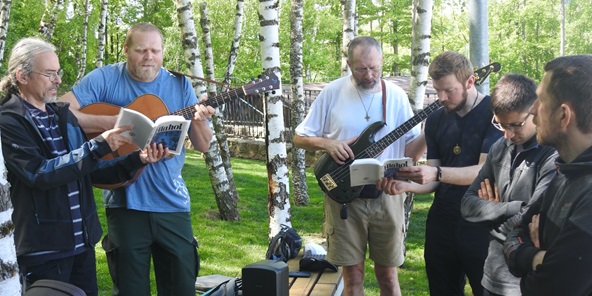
[320,174,337,191]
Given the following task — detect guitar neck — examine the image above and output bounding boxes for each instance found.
[170,87,246,119]
[363,100,442,158]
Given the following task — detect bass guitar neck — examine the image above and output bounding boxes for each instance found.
[313,100,442,203]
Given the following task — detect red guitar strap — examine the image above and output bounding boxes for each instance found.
[381,79,386,122]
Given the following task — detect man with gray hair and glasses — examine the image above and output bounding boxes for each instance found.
[0,37,165,295]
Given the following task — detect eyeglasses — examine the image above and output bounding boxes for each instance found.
[491,113,531,132]
[353,67,381,75]
[32,69,63,82]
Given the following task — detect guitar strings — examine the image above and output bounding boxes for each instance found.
[172,75,276,119]
[326,100,442,182]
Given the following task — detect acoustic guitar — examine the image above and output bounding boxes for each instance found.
[81,72,280,189]
[313,62,501,204]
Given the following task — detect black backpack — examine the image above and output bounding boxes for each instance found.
[265,224,303,262]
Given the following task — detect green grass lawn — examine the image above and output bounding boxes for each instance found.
[93,150,470,295]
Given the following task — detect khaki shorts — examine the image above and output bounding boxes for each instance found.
[325,193,406,267]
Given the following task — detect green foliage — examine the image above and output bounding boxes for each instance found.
[1,0,591,96]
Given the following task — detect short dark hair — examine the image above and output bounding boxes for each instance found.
[491,74,537,115]
[544,55,592,132]
[429,51,473,84]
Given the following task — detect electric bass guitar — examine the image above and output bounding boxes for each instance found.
[81,72,280,189]
[314,62,501,204]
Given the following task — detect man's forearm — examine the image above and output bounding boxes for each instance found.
[293,135,325,152]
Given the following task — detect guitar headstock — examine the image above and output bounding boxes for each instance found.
[243,72,280,96]
[474,62,501,86]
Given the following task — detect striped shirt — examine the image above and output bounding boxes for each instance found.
[24,101,85,260]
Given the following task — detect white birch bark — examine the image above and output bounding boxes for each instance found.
[199,2,239,220]
[38,0,63,41]
[0,137,19,295]
[75,0,90,83]
[174,0,237,220]
[215,0,245,205]
[96,0,108,68]
[258,0,291,236]
[340,0,356,76]
[0,0,11,70]
[289,0,309,206]
[222,0,244,86]
[404,0,434,248]
[409,0,433,111]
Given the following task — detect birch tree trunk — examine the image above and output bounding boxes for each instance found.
[408,0,433,111]
[0,0,11,70]
[222,0,244,85]
[201,1,241,205]
[258,0,291,236]
[0,138,20,295]
[289,0,308,206]
[405,0,433,248]
[174,0,239,221]
[75,0,90,83]
[199,1,240,220]
[96,0,108,68]
[340,0,355,76]
[38,0,63,41]
[469,0,490,94]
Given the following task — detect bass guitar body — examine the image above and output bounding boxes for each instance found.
[313,121,386,203]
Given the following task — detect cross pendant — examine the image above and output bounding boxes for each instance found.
[365,115,370,121]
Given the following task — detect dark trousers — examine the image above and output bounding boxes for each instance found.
[21,248,98,296]
[483,288,504,296]
[424,210,489,296]
[105,208,199,296]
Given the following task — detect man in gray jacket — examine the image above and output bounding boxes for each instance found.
[460,74,557,295]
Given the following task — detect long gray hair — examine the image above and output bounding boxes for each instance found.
[0,37,56,97]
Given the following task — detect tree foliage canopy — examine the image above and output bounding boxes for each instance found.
[1,0,590,91]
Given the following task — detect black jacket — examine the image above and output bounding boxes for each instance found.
[0,94,145,257]
[508,146,592,296]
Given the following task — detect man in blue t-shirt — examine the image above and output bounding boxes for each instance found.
[61,23,215,296]
[378,51,503,296]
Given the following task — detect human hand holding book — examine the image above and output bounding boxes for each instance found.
[349,157,411,187]
[114,108,190,155]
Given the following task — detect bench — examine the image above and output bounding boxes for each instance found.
[287,252,343,296]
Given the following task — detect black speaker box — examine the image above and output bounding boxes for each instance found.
[242,260,289,296]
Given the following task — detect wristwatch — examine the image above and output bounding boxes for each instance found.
[435,166,442,181]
